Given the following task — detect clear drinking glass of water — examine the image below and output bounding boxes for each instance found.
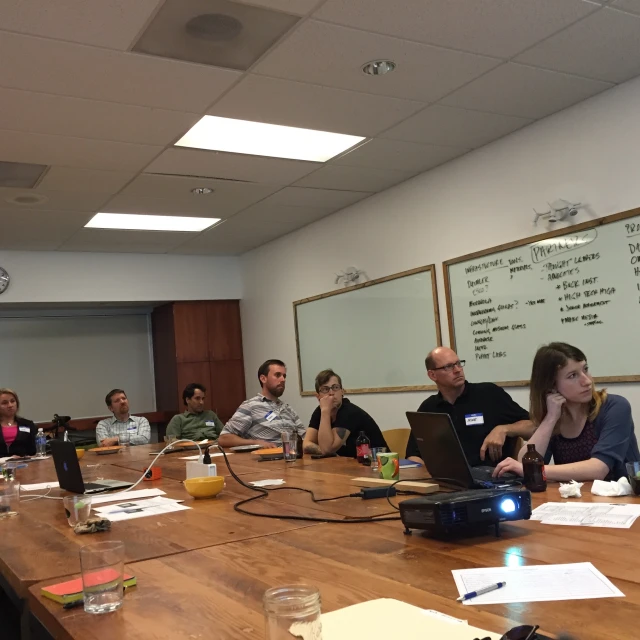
[118,433,131,448]
[281,431,297,462]
[370,447,388,471]
[80,541,126,614]
[0,481,19,518]
[264,585,322,640]
[63,494,92,526]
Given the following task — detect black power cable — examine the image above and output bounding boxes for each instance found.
[218,447,402,524]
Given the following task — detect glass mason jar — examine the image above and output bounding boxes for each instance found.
[264,585,322,640]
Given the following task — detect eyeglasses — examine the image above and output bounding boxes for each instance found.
[318,384,342,394]
[476,625,540,640]
[431,360,465,372]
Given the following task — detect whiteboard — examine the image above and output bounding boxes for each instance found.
[0,314,155,422]
[294,266,441,394]
[444,208,640,385]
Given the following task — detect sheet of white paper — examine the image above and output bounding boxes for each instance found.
[290,599,500,640]
[89,488,166,505]
[249,479,285,487]
[180,452,231,460]
[93,496,189,521]
[20,481,59,491]
[531,502,640,528]
[0,456,50,464]
[452,562,624,605]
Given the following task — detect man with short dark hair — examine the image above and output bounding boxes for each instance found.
[166,383,224,442]
[96,389,150,446]
[406,347,534,468]
[303,369,387,457]
[218,360,305,449]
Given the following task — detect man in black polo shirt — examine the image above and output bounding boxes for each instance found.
[406,347,533,468]
[303,369,387,457]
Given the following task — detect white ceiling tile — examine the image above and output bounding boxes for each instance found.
[0,129,162,172]
[264,186,369,209]
[293,165,415,192]
[146,149,321,185]
[236,0,321,15]
[381,104,533,148]
[314,0,600,58]
[0,31,241,112]
[120,173,279,204]
[515,8,640,84]
[253,20,501,102]
[332,138,467,172]
[172,214,295,255]
[229,201,333,227]
[208,75,425,136]
[0,188,107,212]
[441,63,613,119]
[104,175,279,218]
[58,228,197,253]
[0,209,92,250]
[0,87,199,146]
[36,167,136,194]
[612,0,640,15]
[0,0,162,50]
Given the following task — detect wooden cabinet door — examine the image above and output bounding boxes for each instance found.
[207,301,243,362]
[173,302,208,363]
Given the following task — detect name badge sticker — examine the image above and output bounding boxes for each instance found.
[205,421,215,427]
[19,426,30,433]
[465,413,484,426]
[127,424,137,431]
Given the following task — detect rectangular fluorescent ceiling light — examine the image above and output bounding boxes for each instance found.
[85,213,219,232]
[175,115,365,162]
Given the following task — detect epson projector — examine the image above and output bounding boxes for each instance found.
[399,487,532,538]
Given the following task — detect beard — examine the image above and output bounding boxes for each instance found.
[268,383,285,398]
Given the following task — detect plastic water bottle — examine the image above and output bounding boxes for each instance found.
[36,428,47,457]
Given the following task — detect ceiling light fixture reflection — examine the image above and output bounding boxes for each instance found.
[175,115,365,162]
[85,212,220,232]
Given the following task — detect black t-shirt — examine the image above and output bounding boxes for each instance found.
[405,382,529,467]
[308,398,387,458]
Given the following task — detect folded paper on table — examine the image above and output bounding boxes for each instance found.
[531,502,640,528]
[21,482,59,491]
[289,599,501,640]
[93,496,189,521]
[89,488,166,505]
[249,479,285,487]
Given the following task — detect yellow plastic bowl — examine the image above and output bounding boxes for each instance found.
[183,476,224,499]
[76,448,85,460]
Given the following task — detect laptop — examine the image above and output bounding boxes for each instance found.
[406,411,518,489]
[50,440,133,494]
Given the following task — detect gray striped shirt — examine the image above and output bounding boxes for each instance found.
[96,415,150,446]
[221,394,305,444]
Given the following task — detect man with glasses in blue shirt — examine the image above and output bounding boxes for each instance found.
[303,369,387,458]
[406,347,534,468]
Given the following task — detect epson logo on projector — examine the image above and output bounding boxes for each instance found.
[481,507,492,513]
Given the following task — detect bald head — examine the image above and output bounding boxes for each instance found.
[425,347,459,371]
[425,346,466,394]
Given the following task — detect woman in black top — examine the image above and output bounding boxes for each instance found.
[0,388,37,458]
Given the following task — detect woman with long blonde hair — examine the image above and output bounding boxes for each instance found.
[494,342,640,482]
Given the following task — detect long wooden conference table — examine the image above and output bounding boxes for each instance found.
[1,444,638,639]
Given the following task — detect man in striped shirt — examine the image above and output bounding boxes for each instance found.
[96,389,150,446]
[218,360,305,449]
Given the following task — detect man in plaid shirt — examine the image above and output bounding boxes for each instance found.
[96,389,150,446]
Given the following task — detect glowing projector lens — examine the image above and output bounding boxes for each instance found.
[500,498,516,514]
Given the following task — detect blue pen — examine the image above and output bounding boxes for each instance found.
[457,581,506,602]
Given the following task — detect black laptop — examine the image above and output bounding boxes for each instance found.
[406,411,518,489]
[50,440,133,494]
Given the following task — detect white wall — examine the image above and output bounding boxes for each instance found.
[0,250,242,304]
[240,76,640,431]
